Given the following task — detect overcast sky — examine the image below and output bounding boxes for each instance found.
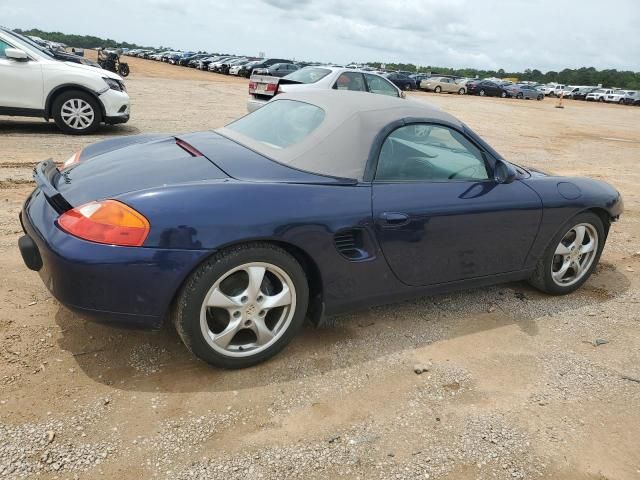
[3,0,639,71]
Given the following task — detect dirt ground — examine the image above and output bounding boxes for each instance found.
[1,55,639,480]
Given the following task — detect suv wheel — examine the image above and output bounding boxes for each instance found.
[52,90,101,135]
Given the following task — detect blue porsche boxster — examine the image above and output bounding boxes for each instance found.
[19,91,623,368]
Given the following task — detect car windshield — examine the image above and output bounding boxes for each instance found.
[283,67,331,83]
[225,100,325,149]
[3,28,54,58]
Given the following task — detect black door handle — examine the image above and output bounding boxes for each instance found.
[380,212,410,226]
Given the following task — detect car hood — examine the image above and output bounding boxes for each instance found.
[63,61,123,81]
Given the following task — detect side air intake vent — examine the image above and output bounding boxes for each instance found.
[334,229,367,261]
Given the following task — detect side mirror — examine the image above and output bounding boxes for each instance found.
[495,160,518,184]
[5,48,29,61]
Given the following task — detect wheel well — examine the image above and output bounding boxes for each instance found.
[165,240,325,327]
[588,207,611,238]
[45,85,105,120]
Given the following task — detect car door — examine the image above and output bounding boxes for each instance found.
[0,39,44,110]
[442,78,454,93]
[371,122,542,286]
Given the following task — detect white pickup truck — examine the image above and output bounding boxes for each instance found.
[541,84,566,97]
[585,88,614,102]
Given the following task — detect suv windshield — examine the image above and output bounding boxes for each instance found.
[225,100,325,149]
[2,28,54,58]
[283,67,331,84]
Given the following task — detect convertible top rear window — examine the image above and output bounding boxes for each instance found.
[226,100,325,149]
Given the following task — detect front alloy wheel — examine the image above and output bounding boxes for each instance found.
[528,212,605,295]
[551,223,598,287]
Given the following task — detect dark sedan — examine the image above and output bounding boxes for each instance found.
[384,72,417,91]
[19,91,622,369]
[467,80,508,97]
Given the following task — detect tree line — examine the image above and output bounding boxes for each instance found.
[365,62,640,90]
[14,28,152,50]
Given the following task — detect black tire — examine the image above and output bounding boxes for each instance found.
[458,88,465,95]
[51,89,102,135]
[118,63,130,77]
[598,97,604,102]
[528,212,605,295]
[403,83,411,91]
[618,99,624,104]
[516,93,523,99]
[434,86,442,93]
[172,243,309,369]
[479,89,486,96]
[500,91,507,98]
[537,94,543,101]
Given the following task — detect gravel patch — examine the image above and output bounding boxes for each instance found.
[0,401,118,478]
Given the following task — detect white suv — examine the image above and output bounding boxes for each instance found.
[0,27,130,134]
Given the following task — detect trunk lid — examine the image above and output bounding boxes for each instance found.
[54,136,228,206]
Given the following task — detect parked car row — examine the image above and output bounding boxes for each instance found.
[415,76,639,105]
[125,48,306,78]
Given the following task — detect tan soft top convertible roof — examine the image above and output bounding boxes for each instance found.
[216,90,463,180]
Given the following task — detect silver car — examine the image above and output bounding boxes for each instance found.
[247,66,404,112]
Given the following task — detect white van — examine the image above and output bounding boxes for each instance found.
[0,27,130,134]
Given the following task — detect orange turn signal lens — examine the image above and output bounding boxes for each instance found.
[58,200,150,247]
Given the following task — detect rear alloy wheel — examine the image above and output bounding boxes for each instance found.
[537,94,543,101]
[458,88,465,95]
[434,86,442,93]
[516,93,523,99]
[528,213,604,295]
[52,90,101,135]
[479,89,486,96]
[173,243,309,368]
[501,91,507,98]
[403,83,411,91]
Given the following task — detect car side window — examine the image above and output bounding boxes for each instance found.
[0,39,10,58]
[333,72,366,92]
[376,124,490,182]
[364,74,399,97]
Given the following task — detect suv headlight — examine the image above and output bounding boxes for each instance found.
[103,77,125,92]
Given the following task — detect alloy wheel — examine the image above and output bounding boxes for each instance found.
[199,262,296,357]
[551,223,599,287]
[60,99,95,130]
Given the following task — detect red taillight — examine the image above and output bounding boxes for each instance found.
[266,83,277,92]
[58,200,150,247]
[248,81,257,91]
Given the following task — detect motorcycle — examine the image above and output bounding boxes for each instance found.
[97,48,130,77]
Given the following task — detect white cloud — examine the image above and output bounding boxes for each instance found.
[4,0,639,71]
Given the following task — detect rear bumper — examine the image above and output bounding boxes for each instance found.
[19,190,210,328]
